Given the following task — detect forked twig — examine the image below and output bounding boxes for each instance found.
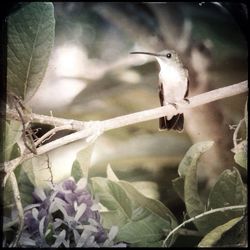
[11,94,37,154]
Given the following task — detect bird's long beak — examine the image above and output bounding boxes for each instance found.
[130,51,162,57]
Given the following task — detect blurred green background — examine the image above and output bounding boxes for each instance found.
[25,2,247,222]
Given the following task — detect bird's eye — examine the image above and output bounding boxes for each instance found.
[166,53,172,58]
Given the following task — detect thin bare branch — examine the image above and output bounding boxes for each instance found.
[34,124,75,147]
[6,107,86,130]
[2,80,248,178]
[101,80,248,131]
[5,80,248,131]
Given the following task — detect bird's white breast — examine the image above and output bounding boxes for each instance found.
[159,65,187,104]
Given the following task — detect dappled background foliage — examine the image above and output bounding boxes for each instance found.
[27,1,247,202]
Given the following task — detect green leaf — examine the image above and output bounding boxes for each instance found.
[204,168,247,231]
[3,177,15,212]
[132,240,163,247]
[106,164,119,182]
[8,143,21,162]
[22,155,52,188]
[100,210,129,228]
[198,217,243,247]
[91,176,178,247]
[71,160,82,183]
[233,140,247,169]
[3,164,34,211]
[208,168,247,209]
[17,165,34,207]
[106,165,177,228]
[216,214,247,247]
[2,120,21,162]
[116,207,172,247]
[178,141,214,177]
[117,181,178,246]
[91,177,132,224]
[172,177,184,201]
[45,223,55,245]
[118,180,178,228]
[73,142,95,179]
[181,141,214,234]
[7,2,55,101]
[232,99,248,169]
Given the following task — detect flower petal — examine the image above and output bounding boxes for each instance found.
[32,208,39,220]
[76,229,92,247]
[24,203,41,211]
[76,178,87,191]
[84,224,98,232]
[88,218,99,226]
[49,189,59,202]
[63,239,70,247]
[64,192,77,204]
[63,178,76,191]
[75,203,87,221]
[90,202,100,211]
[86,235,98,247]
[45,228,51,237]
[52,229,66,247]
[108,226,118,241]
[73,229,80,243]
[19,232,37,246]
[33,187,46,201]
[39,216,46,238]
[53,218,64,229]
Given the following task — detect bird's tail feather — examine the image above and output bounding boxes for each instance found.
[159,113,184,131]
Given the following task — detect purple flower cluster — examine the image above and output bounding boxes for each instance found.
[18,177,126,247]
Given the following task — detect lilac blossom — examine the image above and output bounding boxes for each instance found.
[15,177,127,247]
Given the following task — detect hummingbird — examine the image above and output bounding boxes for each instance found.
[131,50,189,132]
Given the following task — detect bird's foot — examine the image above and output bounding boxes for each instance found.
[168,102,178,109]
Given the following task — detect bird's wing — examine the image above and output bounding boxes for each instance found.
[158,82,164,106]
[184,78,189,98]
